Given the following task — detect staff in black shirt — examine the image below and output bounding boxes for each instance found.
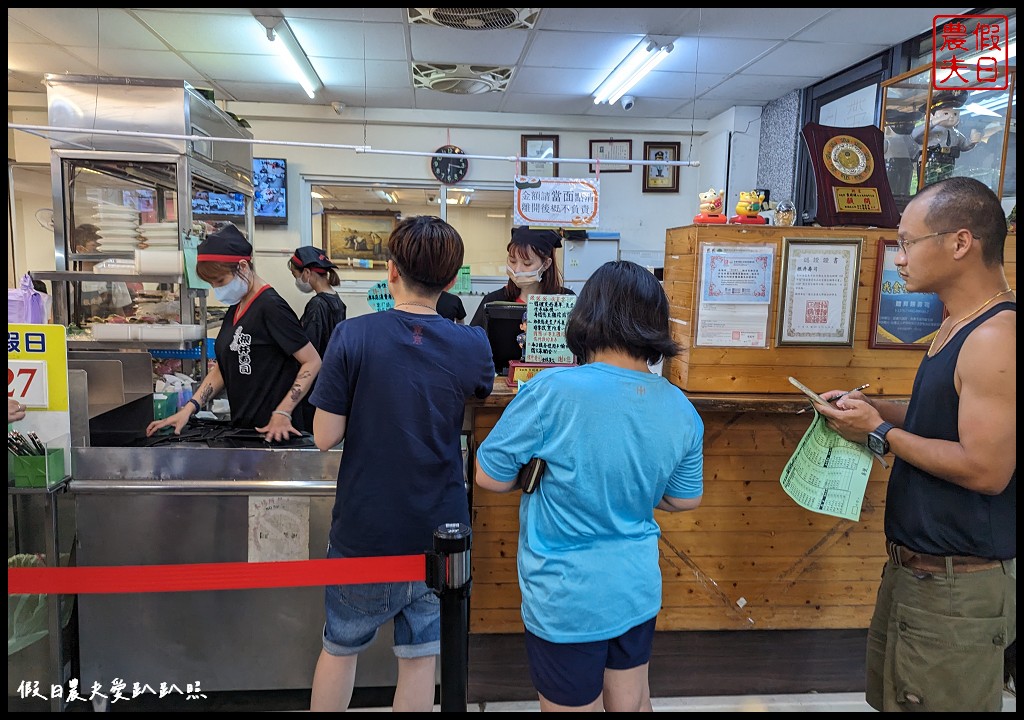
[288,246,346,430]
[145,224,322,440]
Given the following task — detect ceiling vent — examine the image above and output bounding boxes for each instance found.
[413,63,513,94]
[408,8,540,31]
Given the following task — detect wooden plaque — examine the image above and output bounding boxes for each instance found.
[801,122,899,228]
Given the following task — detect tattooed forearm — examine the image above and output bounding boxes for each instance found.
[198,386,215,405]
[288,371,314,403]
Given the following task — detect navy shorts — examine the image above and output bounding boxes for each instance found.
[321,543,440,659]
[524,616,657,707]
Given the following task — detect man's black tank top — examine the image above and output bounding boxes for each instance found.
[885,301,1016,559]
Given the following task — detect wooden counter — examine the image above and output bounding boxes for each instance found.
[467,378,900,635]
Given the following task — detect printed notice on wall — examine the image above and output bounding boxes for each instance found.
[248,496,310,562]
[525,294,576,364]
[695,244,774,348]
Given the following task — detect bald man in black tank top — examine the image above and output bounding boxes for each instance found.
[816,176,1015,712]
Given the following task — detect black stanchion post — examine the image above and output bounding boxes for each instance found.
[426,522,472,713]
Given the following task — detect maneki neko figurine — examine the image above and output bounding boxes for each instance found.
[693,187,727,224]
[729,190,767,224]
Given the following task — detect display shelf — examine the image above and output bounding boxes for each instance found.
[67,338,200,351]
[7,476,71,496]
[33,270,183,284]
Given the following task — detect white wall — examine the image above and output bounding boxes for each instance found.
[8,94,752,317]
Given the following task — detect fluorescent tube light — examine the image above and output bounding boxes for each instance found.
[256,15,324,99]
[592,38,674,105]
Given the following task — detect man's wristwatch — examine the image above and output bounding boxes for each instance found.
[867,422,894,456]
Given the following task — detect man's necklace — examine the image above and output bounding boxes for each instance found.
[929,287,1013,355]
[394,301,437,313]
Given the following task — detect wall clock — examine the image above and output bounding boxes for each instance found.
[801,122,899,228]
[431,145,469,185]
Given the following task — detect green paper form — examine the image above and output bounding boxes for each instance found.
[780,410,874,521]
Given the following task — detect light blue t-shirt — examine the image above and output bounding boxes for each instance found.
[476,362,704,643]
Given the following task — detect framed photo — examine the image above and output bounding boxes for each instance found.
[777,237,862,346]
[588,139,632,173]
[521,134,559,177]
[642,141,680,193]
[870,238,946,349]
[323,210,397,267]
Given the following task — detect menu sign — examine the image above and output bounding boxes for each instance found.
[525,294,576,365]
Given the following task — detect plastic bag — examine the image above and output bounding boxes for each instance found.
[7,274,48,325]
[8,553,73,656]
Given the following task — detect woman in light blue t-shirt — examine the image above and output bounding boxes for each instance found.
[476,260,704,712]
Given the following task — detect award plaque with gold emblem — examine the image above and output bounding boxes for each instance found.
[801,122,899,228]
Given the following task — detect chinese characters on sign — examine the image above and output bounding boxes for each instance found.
[525,294,576,365]
[695,244,775,348]
[832,187,882,213]
[777,239,861,346]
[16,678,208,703]
[512,176,599,228]
[870,240,945,349]
[932,14,1009,91]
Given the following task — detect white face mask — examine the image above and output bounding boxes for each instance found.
[506,265,543,287]
[214,273,249,306]
[294,276,313,294]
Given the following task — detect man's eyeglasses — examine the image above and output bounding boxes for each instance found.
[895,230,958,254]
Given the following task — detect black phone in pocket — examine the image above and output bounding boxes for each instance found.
[515,458,545,494]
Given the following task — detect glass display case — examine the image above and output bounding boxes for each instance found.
[33,75,255,375]
[880,64,1016,211]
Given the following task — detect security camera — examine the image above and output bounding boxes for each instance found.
[620,95,635,111]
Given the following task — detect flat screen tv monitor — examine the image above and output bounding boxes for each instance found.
[253,157,287,225]
[484,302,527,376]
[190,157,288,225]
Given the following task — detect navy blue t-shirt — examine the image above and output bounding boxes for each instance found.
[310,308,494,557]
[886,301,1016,559]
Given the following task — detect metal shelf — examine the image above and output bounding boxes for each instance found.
[33,270,183,284]
[67,337,202,351]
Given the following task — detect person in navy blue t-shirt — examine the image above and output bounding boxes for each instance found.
[308,216,494,712]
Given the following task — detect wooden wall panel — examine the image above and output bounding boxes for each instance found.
[662,226,1017,396]
[470,409,890,634]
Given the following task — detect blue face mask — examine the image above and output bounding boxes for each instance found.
[214,273,249,306]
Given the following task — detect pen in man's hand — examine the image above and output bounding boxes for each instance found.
[796,383,871,414]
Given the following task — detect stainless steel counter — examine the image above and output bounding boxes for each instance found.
[70,445,409,695]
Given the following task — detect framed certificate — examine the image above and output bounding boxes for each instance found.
[521,134,559,177]
[869,238,946,348]
[588,139,632,173]
[777,237,862,346]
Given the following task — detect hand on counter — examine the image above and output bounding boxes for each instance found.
[146,406,193,437]
[256,412,301,443]
[8,398,27,423]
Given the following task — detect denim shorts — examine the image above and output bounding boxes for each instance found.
[321,544,441,659]
[524,616,657,707]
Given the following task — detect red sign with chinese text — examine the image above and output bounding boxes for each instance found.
[932,15,1009,91]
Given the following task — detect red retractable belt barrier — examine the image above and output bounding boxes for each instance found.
[7,555,425,595]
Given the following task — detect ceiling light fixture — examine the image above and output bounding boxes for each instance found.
[592,37,674,106]
[253,13,324,99]
[375,190,398,204]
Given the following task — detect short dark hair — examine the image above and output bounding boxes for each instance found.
[916,176,1008,265]
[386,215,464,293]
[565,260,680,365]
